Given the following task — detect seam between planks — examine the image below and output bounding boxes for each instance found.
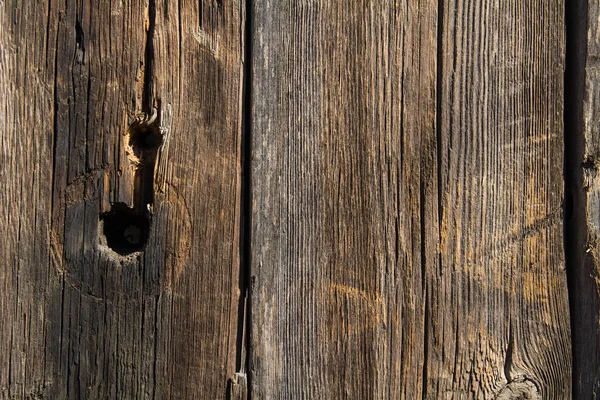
[564,0,589,397]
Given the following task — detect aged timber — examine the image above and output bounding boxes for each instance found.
[249,0,571,398]
[0,0,245,398]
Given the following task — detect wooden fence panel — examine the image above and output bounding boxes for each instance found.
[0,0,576,398]
[0,0,244,398]
[249,1,571,398]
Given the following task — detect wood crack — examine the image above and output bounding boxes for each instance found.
[420,169,429,399]
[229,0,253,398]
[142,0,156,113]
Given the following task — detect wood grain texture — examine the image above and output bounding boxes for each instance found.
[436,1,570,398]
[249,0,571,398]
[0,0,244,398]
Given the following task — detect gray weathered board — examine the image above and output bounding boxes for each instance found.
[0,0,576,399]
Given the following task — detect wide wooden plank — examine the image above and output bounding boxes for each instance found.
[249,1,437,397]
[249,0,571,398]
[435,1,570,398]
[0,0,244,397]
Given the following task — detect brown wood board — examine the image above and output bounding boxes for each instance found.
[249,1,571,398]
[0,0,577,398]
[0,0,245,397]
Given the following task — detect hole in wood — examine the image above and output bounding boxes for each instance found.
[129,125,163,155]
[100,109,162,256]
[101,203,150,255]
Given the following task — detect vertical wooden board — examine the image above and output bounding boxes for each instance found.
[571,0,600,396]
[0,0,244,398]
[151,0,245,396]
[435,1,570,398]
[250,1,437,398]
[0,2,59,397]
[250,1,571,399]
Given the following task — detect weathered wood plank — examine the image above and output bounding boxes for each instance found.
[435,1,570,398]
[0,0,244,397]
[568,0,600,396]
[249,1,571,398]
[249,1,438,398]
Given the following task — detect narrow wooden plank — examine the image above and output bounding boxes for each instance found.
[0,0,244,397]
[0,3,60,397]
[250,1,571,398]
[435,1,570,398]
[569,0,600,396]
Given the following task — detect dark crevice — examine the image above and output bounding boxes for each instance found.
[436,0,444,235]
[422,286,429,400]
[50,24,60,223]
[241,0,253,379]
[234,0,253,397]
[565,0,594,398]
[130,122,162,210]
[503,321,514,382]
[419,181,429,400]
[100,0,158,256]
[100,116,161,255]
[100,109,161,255]
[75,18,85,53]
[143,0,156,112]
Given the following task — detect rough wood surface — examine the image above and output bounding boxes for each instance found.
[0,0,577,398]
[249,1,571,398]
[436,2,570,399]
[0,0,244,398]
